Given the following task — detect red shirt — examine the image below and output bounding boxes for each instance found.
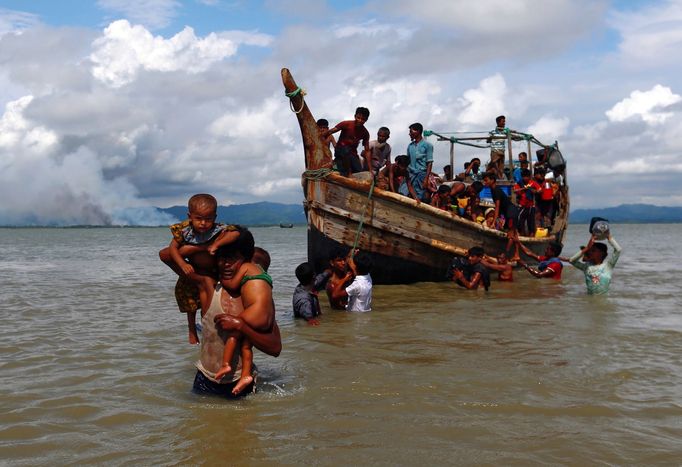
[538,255,562,279]
[539,181,554,201]
[335,120,369,152]
[514,180,540,207]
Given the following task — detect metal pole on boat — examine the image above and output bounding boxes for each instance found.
[507,132,516,203]
[449,141,455,181]
[527,139,533,176]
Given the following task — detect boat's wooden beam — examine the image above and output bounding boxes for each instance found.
[308,200,469,256]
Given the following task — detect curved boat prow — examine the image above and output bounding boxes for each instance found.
[281,68,332,170]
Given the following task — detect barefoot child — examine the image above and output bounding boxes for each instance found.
[213,229,275,395]
[159,194,239,344]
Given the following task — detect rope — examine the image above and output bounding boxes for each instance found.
[350,174,377,257]
[285,86,307,114]
[302,168,333,180]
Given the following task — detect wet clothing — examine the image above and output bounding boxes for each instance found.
[240,268,273,288]
[346,274,372,312]
[195,284,254,385]
[570,237,622,295]
[293,271,331,320]
[192,370,254,398]
[175,276,200,314]
[537,255,563,280]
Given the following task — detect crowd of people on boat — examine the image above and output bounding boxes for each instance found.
[317,108,565,241]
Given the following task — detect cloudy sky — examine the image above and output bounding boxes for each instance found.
[1,0,681,225]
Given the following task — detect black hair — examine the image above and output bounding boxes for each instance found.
[394,155,409,167]
[330,245,350,260]
[295,262,315,285]
[355,107,370,119]
[520,160,529,166]
[471,181,484,192]
[521,168,531,177]
[378,126,390,134]
[548,242,563,257]
[482,172,496,181]
[496,115,505,124]
[443,164,451,172]
[409,122,423,133]
[592,242,608,258]
[215,226,254,260]
[437,184,451,195]
[463,162,470,169]
[468,246,484,257]
[253,247,271,271]
[316,118,329,127]
[470,157,481,164]
[353,252,373,275]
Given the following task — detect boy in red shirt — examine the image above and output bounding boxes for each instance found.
[513,168,541,236]
[325,107,371,176]
[516,240,564,280]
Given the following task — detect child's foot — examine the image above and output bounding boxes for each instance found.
[231,375,254,396]
[188,330,200,345]
[510,255,521,262]
[214,364,232,380]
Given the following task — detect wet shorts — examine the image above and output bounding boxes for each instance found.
[175,276,200,314]
[192,370,255,398]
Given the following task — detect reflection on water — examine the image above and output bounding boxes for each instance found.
[1,224,681,465]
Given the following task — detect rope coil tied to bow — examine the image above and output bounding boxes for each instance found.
[285,86,307,114]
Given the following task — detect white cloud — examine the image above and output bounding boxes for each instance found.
[457,74,506,127]
[90,20,243,87]
[0,96,58,158]
[605,84,681,125]
[527,115,570,141]
[97,0,180,30]
[610,0,682,67]
[0,8,41,36]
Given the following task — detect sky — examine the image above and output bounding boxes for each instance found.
[0,0,681,225]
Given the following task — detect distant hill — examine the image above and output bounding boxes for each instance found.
[159,201,306,226]
[570,204,682,224]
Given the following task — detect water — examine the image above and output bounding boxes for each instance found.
[1,224,681,465]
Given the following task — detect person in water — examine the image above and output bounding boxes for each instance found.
[482,252,513,281]
[569,232,622,294]
[209,228,276,395]
[159,193,240,344]
[449,247,491,291]
[343,252,373,312]
[293,262,330,325]
[325,246,354,309]
[181,235,281,398]
[516,240,565,280]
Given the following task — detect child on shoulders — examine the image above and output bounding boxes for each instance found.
[159,193,240,344]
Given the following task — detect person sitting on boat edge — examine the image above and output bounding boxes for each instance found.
[448,247,491,291]
[326,246,354,310]
[316,118,336,152]
[367,127,392,177]
[399,122,433,203]
[431,184,453,211]
[159,193,241,345]
[377,154,411,194]
[569,232,622,295]
[293,262,330,326]
[515,239,564,280]
[325,107,371,177]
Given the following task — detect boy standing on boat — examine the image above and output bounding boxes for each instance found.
[400,122,433,202]
[367,127,392,177]
[488,115,507,180]
[325,107,371,176]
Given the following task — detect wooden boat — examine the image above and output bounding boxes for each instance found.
[279,223,294,228]
[281,68,569,284]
